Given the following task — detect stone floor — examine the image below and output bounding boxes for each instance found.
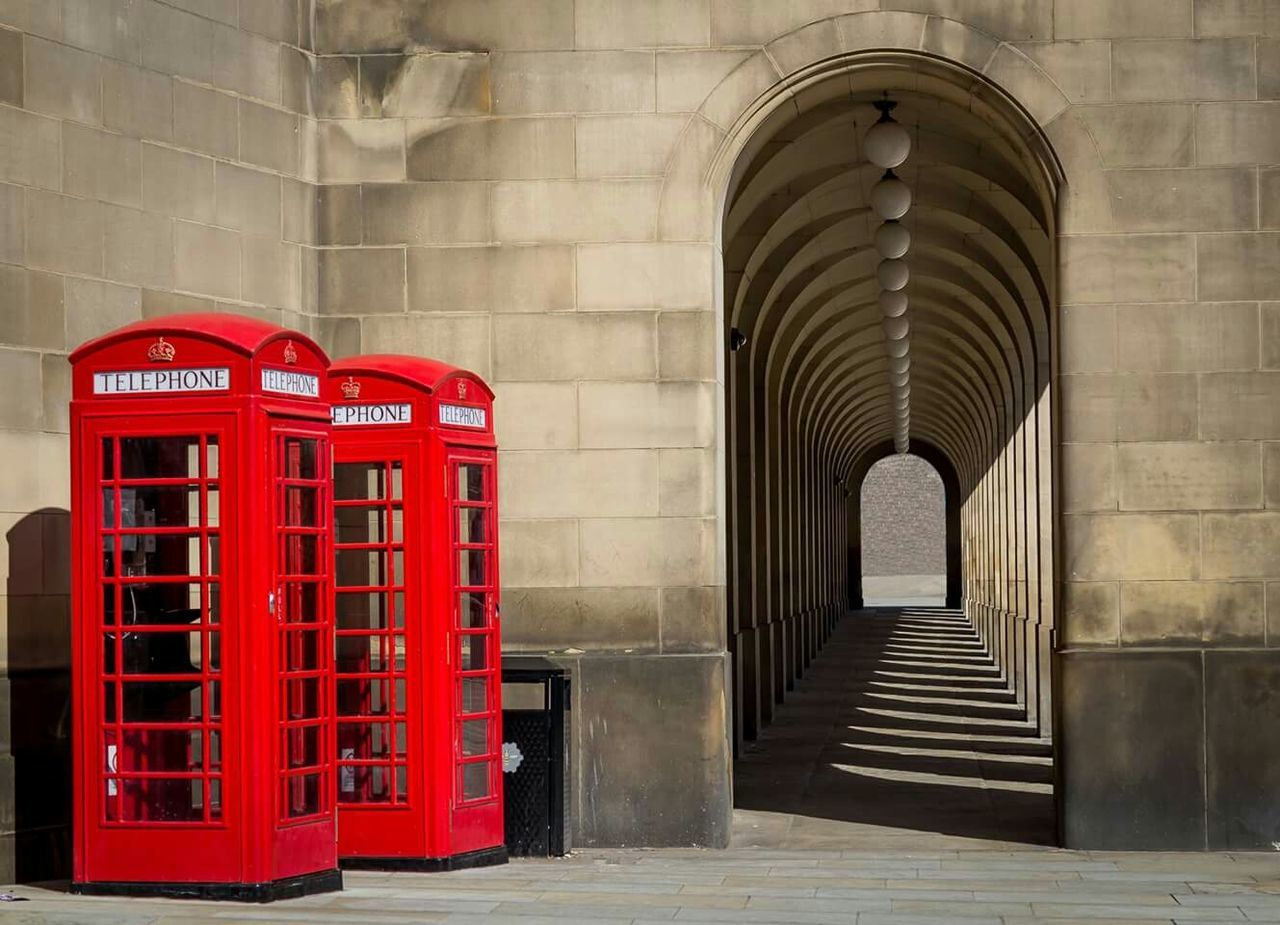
[8,609,1280,923]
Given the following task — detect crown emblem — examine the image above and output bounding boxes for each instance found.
[457,380,468,399]
[340,376,361,400]
[147,337,175,363]
[282,340,298,365]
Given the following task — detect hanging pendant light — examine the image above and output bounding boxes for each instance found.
[878,289,907,318]
[870,170,911,219]
[864,98,911,169]
[874,220,910,259]
[882,315,909,340]
[876,257,909,290]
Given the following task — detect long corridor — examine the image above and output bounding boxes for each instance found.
[733,609,1055,851]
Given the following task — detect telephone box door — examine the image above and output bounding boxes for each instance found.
[82,418,239,881]
[447,448,503,851]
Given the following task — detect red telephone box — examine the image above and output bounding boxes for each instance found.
[68,314,341,900]
[324,355,506,870]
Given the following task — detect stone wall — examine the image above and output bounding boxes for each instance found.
[860,455,945,577]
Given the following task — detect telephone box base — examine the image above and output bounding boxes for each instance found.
[70,869,344,903]
[339,846,509,872]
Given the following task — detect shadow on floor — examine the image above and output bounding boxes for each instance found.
[733,608,1055,848]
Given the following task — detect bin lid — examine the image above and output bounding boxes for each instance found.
[501,655,570,680]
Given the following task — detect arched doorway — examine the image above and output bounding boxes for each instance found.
[720,51,1060,841]
[859,454,946,607]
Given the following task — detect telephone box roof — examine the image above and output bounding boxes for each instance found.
[68,313,327,363]
[329,354,494,399]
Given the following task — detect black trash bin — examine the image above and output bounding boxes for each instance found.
[500,657,571,857]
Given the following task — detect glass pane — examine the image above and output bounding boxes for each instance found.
[281,582,320,623]
[101,437,115,479]
[336,591,388,630]
[462,762,489,801]
[102,634,117,675]
[337,634,385,673]
[283,534,320,576]
[391,507,403,542]
[460,634,487,671]
[102,584,118,626]
[108,778,204,822]
[206,438,219,479]
[339,721,392,761]
[457,464,485,501]
[118,486,202,528]
[395,722,407,758]
[206,488,219,527]
[117,582,202,626]
[396,765,408,800]
[338,678,389,717]
[459,592,486,629]
[114,728,202,772]
[209,777,222,820]
[340,765,389,804]
[286,629,322,672]
[335,505,386,544]
[209,730,222,770]
[458,549,485,587]
[120,630,203,675]
[104,681,117,722]
[283,438,319,480]
[462,678,488,714]
[120,533,202,578]
[286,773,321,818]
[287,725,322,769]
[285,487,318,527]
[285,677,321,720]
[334,462,385,501]
[101,536,117,577]
[122,681,204,723]
[120,437,201,480]
[102,488,116,528]
[461,719,489,757]
[336,549,389,588]
[390,463,402,500]
[208,583,221,624]
[458,507,486,544]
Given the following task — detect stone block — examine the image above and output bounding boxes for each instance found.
[658,311,717,381]
[1197,102,1280,165]
[173,221,239,300]
[0,26,19,106]
[41,353,70,432]
[1115,302,1259,372]
[1201,373,1280,440]
[1077,103,1195,167]
[709,0,874,45]
[315,120,404,182]
[141,288,213,319]
[1195,0,1280,36]
[498,449,658,517]
[1199,233,1280,301]
[407,245,574,313]
[1106,167,1255,232]
[418,0,573,51]
[660,586,723,653]
[656,49,751,112]
[1060,234,1194,303]
[1060,373,1197,443]
[163,0,235,26]
[1118,442,1262,511]
[239,101,299,175]
[63,0,139,61]
[1056,0,1193,38]
[0,106,59,190]
[574,114,688,179]
[1064,513,1199,581]
[104,203,173,289]
[580,516,715,590]
[578,381,715,449]
[491,51,656,115]
[141,0,212,83]
[407,117,572,181]
[1260,37,1280,97]
[1114,38,1256,101]
[316,247,405,314]
[0,266,63,350]
[282,177,315,244]
[359,313,490,377]
[215,162,281,237]
[501,587,659,652]
[24,34,100,124]
[1060,305,1115,373]
[361,182,489,245]
[1205,650,1280,848]
[886,0,1051,39]
[493,313,657,381]
[241,235,300,309]
[1266,442,1280,507]
[0,180,19,264]
[1264,169,1280,229]
[239,0,295,43]
[659,447,716,516]
[1122,580,1263,645]
[1061,443,1115,512]
[0,349,41,431]
[62,123,141,209]
[498,519,578,587]
[577,243,712,312]
[141,143,215,223]
[492,382,577,450]
[1013,41,1110,102]
[835,10,927,51]
[493,179,660,243]
[1058,650,1205,849]
[698,52,779,130]
[173,82,238,159]
[658,114,721,242]
[919,15,998,71]
[26,190,102,277]
[575,0,710,49]
[0,430,40,510]
[212,22,280,103]
[1204,511,1280,577]
[64,277,140,350]
[983,45,1070,125]
[312,0,418,53]
[311,316,359,358]
[103,60,171,142]
[1060,581,1119,645]
[360,53,490,119]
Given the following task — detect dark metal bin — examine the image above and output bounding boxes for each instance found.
[500,657,570,857]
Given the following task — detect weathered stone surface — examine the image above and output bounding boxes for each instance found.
[577,243,712,311]
[26,190,102,276]
[173,221,238,300]
[492,381,578,449]
[215,162,282,237]
[1077,104,1195,166]
[579,381,715,450]
[24,34,99,124]
[498,519,578,587]
[407,245,574,313]
[141,0,212,83]
[491,51,656,115]
[1061,373,1197,442]
[0,105,59,190]
[419,0,574,51]
[656,49,751,112]
[1205,650,1280,848]
[0,26,19,107]
[1064,513,1200,580]
[580,517,715,588]
[499,449,658,517]
[1062,443,1115,512]
[173,82,238,159]
[658,311,717,380]
[493,313,657,381]
[315,119,404,182]
[1200,372,1280,439]
[1121,581,1263,645]
[1059,305,1114,373]
[359,313,490,376]
[239,0,296,43]
[361,181,490,245]
[103,60,172,142]
[360,53,490,119]
[142,143,215,223]
[239,101,299,175]
[317,247,405,314]
[407,117,573,181]
[0,181,20,265]
[659,447,716,516]
[1203,512,1280,577]
[1056,0,1194,38]
[492,180,660,243]
[1060,235,1195,303]
[1118,442,1262,511]
[661,586,724,652]
[104,204,173,290]
[62,123,140,209]
[501,587,659,651]
[1197,102,1280,165]
[1195,0,1280,36]
[1114,302,1259,372]
[1060,580,1119,644]
[574,114,688,178]
[212,21,280,103]
[1198,233,1280,301]
[576,0,710,49]
[64,277,140,350]
[1106,168,1256,232]
[241,235,300,309]
[0,266,63,351]
[1113,37,1256,100]
[1014,40,1110,102]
